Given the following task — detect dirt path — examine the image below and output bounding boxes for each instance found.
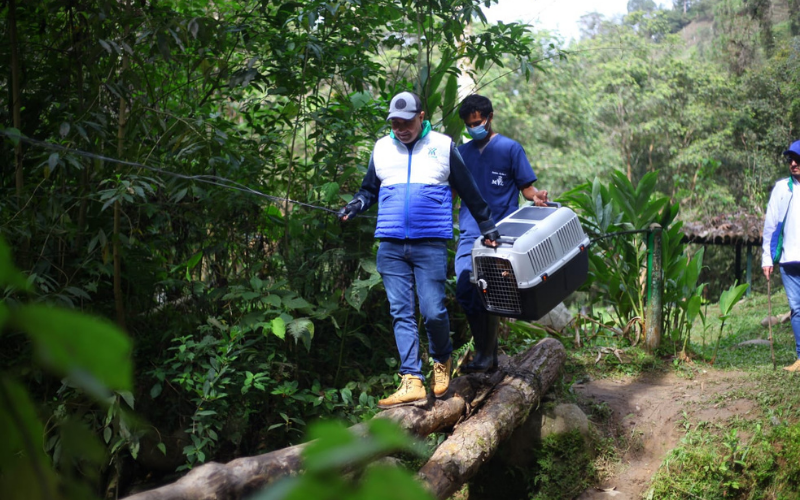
[574,368,751,499]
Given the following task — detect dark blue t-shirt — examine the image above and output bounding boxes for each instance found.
[457,134,537,236]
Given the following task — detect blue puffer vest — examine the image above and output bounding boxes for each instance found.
[372,124,453,239]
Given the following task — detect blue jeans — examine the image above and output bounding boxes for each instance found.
[780,263,800,359]
[377,239,452,379]
[455,232,484,316]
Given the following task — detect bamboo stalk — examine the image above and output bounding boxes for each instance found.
[114,0,132,331]
[9,0,23,198]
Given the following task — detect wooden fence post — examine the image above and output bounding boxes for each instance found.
[745,243,753,296]
[645,223,663,353]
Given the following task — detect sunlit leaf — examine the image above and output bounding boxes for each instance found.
[271,317,286,340]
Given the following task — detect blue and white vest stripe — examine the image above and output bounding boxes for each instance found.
[373,131,453,239]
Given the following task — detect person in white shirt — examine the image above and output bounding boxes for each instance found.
[762,139,800,372]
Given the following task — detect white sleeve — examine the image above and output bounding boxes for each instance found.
[761,182,782,267]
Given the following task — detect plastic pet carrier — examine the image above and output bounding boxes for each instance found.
[470,204,589,320]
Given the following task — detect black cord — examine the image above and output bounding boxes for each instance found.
[2,132,662,235]
[588,228,653,247]
[1,130,345,216]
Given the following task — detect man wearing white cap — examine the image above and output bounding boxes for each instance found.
[763,139,800,371]
[339,91,499,408]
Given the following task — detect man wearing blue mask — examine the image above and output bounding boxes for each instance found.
[763,139,800,372]
[456,94,549,373]
[339,91,500,407]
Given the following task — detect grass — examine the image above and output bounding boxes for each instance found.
[644,289,800,499]
[518,288,800,499]
[481,288,800,499]
[644,361,800,499]
[687,290,797,370]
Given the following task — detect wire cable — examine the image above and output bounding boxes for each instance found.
[588,228,653,246]
[1,130,344,216]
[1,131,663,237]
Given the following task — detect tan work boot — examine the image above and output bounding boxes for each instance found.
[432,358,452,397]
[783,359,800,372]
[378,374,427,409]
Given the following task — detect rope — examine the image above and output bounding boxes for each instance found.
[1,130,344,216]
[1,131,664,236]
[589,228,653,246]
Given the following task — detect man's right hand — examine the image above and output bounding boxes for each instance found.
[763,266,773,280]
[532,190,549,207]
[338,199,363,221]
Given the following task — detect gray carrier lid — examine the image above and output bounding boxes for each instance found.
[470,205,590,290]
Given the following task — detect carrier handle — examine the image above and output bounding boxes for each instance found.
[545,201,562,208]
[495,236,517,246]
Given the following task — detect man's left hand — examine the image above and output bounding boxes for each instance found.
[482,229,500,247]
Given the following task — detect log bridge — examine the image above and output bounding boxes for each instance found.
[125,337,566,500]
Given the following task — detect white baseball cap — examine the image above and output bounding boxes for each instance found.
[387,92,422,120]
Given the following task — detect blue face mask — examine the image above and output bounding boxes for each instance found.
[467,121,489,140]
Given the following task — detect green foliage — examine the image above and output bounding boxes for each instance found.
[251,419,434,500]
[2,0,799,494]
[710,281,749,364]
[686,289,796,369]
[150,314,384,469]
[15,306,132,393]
[0,236,134,500]
[560,171,704,353]
[0,0,543,482]
[530,431,597,500]
[643,293,800,498]
[0,378,61,500]
[491,0,798,225]
[647,421,800,499]
[776,424,800,492]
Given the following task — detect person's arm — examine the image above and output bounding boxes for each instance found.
[521,183,548,206]
[761,182,781,278]
[508,141,547,206]
[448,144,498,240]
[339,152,380,221]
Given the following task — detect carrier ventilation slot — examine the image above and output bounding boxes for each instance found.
[527,239,557,276]
[475,256,522,314]
[555,218,584,252]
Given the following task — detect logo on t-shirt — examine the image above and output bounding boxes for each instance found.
[427,147,438,159]
[492,174,505,186]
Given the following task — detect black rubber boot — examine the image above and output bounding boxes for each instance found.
[461,313,500,373]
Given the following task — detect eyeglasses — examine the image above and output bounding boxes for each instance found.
[787,156,800,165]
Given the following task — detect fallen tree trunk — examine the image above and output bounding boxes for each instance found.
[418,337,566,499]
[124,339,564,500]
[124,374,503,500]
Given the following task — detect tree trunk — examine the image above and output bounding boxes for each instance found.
[123,339,565,500]
[418,337,566,499]
[71,1,90,254]
[9,0,23,198]
[790,0,800,37]
[114,0,131,331]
